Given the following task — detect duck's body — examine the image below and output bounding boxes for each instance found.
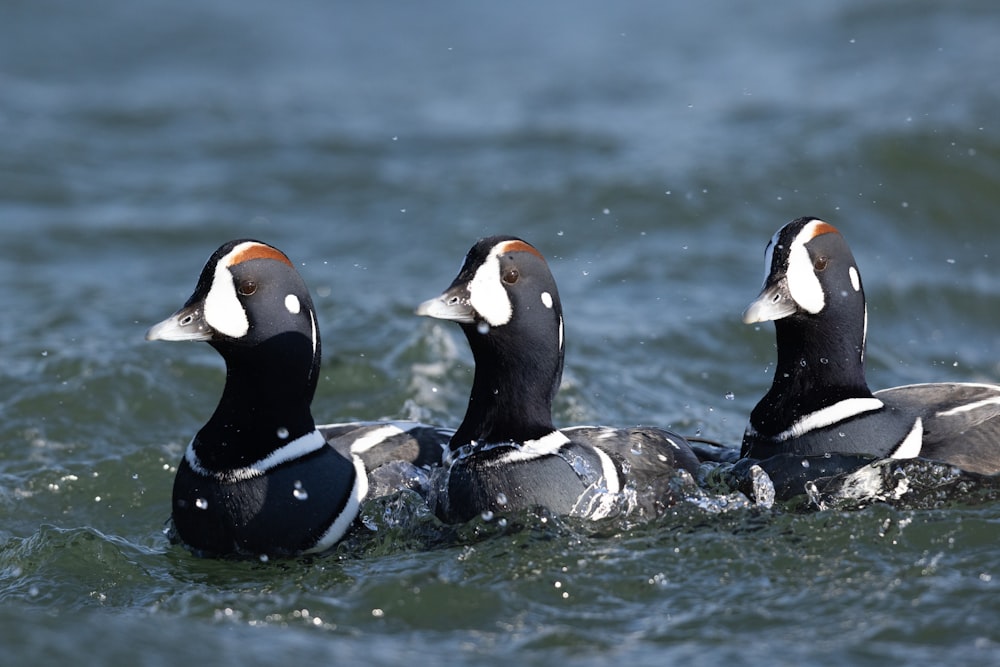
[148,240,448,557]
[743,217,1000,476]
[417,236,698,524]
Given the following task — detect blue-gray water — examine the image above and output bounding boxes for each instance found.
[3,1,1000,665]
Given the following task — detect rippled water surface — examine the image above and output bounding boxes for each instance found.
[3,1,1000,665]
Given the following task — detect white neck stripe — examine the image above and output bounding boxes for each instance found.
[186,429,328,482]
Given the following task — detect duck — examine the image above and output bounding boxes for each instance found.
[147,239,449,557]
[741,217,1000,476]
[415,235,700,524]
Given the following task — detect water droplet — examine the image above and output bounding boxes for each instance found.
[477,321,490,335]
[630,442,643,456]
[800,459,810,469]
[497,518,508,527]
[259,554,269,563]
[819,358,829,365]
[799,359,807,367]
[725,392,735,401]
[277,427,289,439]
[495,492,508,506]
[195,498,209,510]
[481,510,494,521]
[293,481,309,501]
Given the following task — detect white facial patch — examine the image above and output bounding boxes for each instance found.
[541,291,553,309]
[203,261,250,338]
[784,220,827,314]
[468,247,514,327]
[849,266,861,292]
[285,294,301,314]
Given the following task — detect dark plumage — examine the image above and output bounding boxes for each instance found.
[416,236,699,524]
[743,217,1000,476]
[148,240,448,557]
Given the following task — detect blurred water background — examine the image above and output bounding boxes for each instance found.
[2,1,1000,665]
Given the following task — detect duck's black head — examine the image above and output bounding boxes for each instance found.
[416,236,564,446]
[147,239,322,468]
[744,218,874,433]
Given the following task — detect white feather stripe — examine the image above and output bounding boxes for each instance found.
[494,430,571,464]
[349,424,406,454]
[935,396,1000,418]
[774,398,885,442]
[890,418,923,459]
[305,454,368,553]
[591,446,621,494]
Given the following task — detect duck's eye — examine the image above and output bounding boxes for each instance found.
[238,279,258,296]
[814,256,829,272]
[502,268,519,284]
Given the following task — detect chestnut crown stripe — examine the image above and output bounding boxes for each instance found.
[227,243,294,267]
[496,239,545,261]
[807,220,839,239]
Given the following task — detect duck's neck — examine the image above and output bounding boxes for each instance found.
[451,325,561,448]
[759,314,873,424]
[195,332,320,471]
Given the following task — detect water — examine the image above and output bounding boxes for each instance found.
[3,1,1000,664]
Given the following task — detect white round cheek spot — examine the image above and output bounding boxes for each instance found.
[540,291,553,309]
[468,252,513,326]
[849,266,861,292]
[203,264,249,337]
[785,241,825,314]
[285,294,301,314]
